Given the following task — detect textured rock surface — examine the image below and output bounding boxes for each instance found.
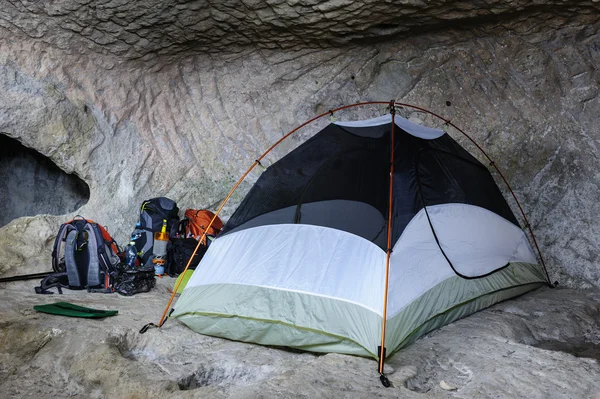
[0,2,598,287]
[1,3,599,398]
[0,280,599,398]
[0,1,598,62]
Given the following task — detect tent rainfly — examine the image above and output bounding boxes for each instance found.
[171,107,549,378]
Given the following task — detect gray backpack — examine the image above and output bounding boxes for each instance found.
[39,217,121,293]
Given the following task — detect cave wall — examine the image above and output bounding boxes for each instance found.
[0,2,598,287]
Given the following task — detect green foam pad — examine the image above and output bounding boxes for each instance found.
[33,302,118,318]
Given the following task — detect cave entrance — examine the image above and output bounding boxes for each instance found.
[0,133,90,227]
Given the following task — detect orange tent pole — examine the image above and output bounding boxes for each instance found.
[378,101,395,380]
[144,100,551,377]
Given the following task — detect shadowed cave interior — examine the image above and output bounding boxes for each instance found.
[0,133,90,227]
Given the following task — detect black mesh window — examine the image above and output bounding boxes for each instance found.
[221,121,520,253]
[222,124,391,247]
[416,148,519,226]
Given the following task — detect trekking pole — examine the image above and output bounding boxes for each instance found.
[0,271,54,283]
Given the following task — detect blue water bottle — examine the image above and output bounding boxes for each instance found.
[131,222,143,242]
[125,241,137,268]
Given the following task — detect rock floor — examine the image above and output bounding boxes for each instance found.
[0,278,599,398]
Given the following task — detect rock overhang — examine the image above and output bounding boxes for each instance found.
[0,0,599,62]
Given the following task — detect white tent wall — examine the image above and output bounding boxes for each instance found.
[387,203,538,318]
[173,224,387,357]
[384,203,546,355]
[181,224,386,313]
[173,204,547,359]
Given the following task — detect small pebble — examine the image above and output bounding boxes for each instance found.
[440,380,457,391]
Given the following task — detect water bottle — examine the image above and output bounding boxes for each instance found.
[125,241,137,268]
[131,222,143,242]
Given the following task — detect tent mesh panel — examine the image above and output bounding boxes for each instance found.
[221,123,520,250]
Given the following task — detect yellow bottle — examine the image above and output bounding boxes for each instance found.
[152,219,169,275]
[154,219,169,241]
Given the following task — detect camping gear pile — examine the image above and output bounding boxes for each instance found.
[35,200,222,296]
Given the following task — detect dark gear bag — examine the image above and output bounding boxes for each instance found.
[166,238,207,276]
[114,265,156,296]
[134,197,179,267]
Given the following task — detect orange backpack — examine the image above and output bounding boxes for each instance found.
[181,209,223,244]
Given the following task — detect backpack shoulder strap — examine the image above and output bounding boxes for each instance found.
[96,224,120,255]
[93,223,121,290]
[52,223,73,272]
[84,223,101,287]
[64,228,82,288]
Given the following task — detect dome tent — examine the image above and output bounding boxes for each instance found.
[169,104,550,377]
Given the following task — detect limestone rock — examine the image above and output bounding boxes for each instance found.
[0,1,598,63]
[0,216,57,276]
[440,380,457,391]
[0,2,598,290]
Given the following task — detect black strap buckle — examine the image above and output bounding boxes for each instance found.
[139,323,158,334]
